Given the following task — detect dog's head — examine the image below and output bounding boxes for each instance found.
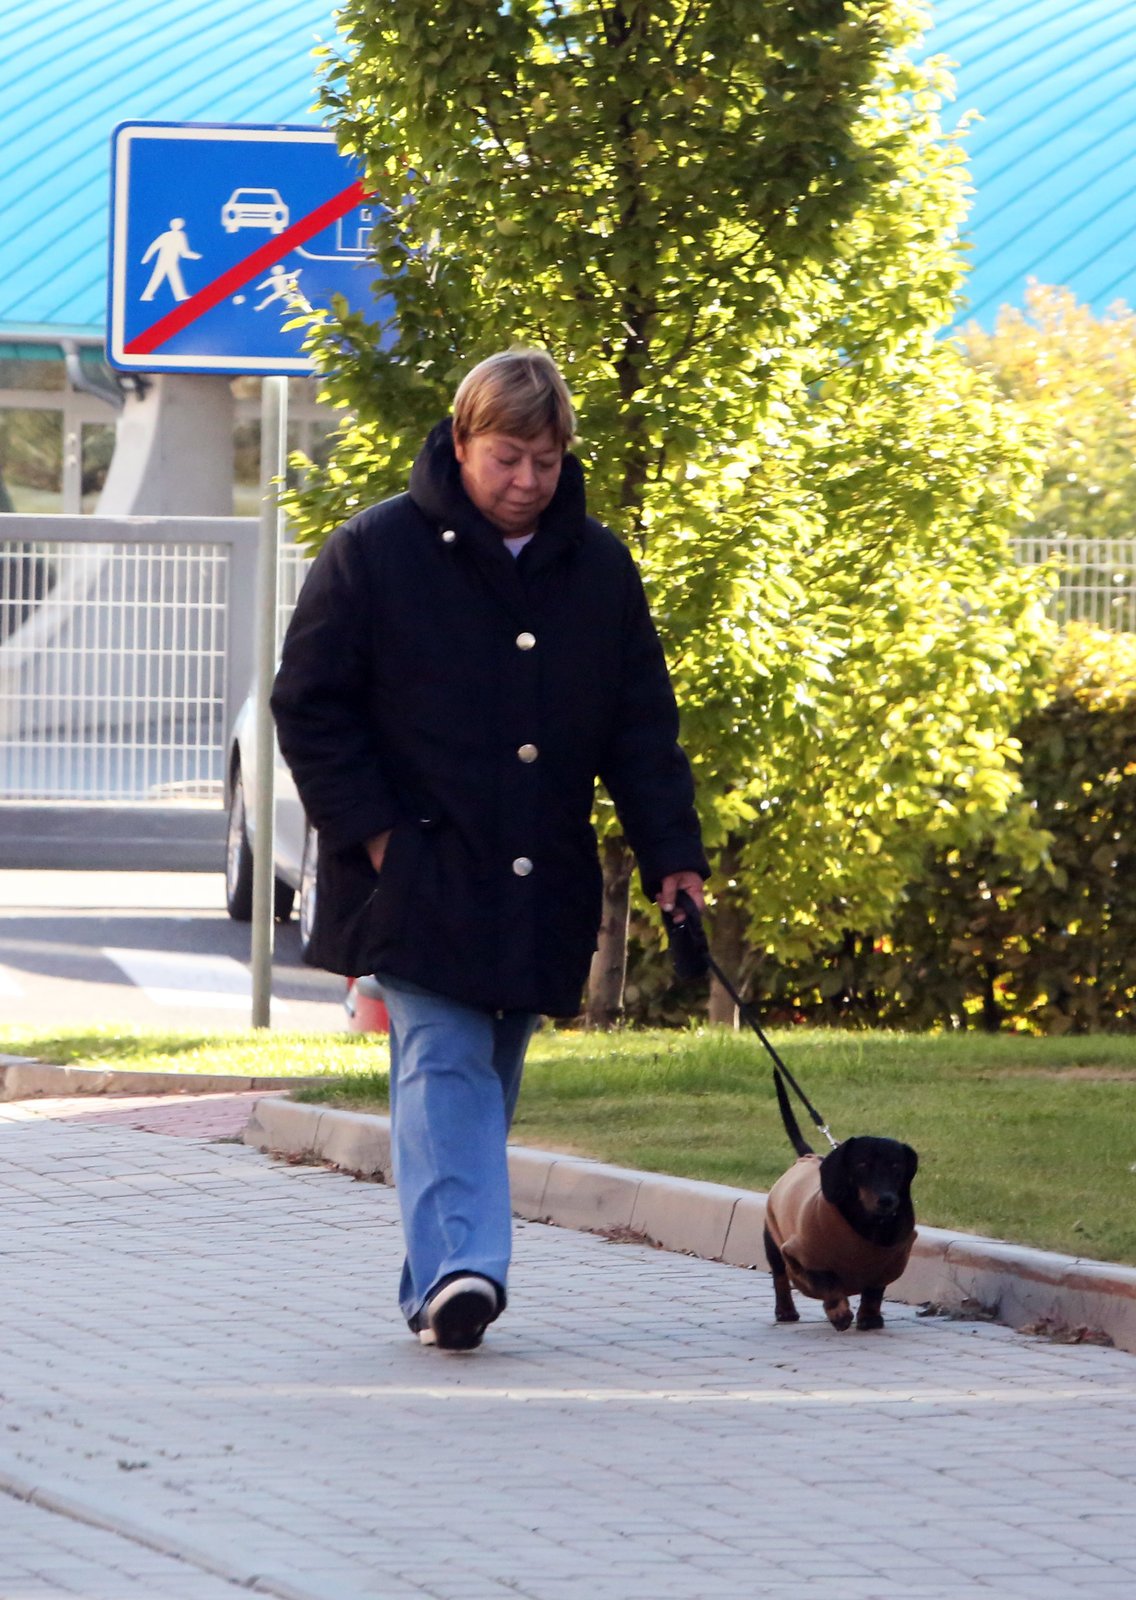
[820,1135,918,1223]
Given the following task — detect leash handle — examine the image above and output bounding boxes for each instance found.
[670,890,839,1150]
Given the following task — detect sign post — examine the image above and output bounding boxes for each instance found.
[250,376,288,1028]
[107,122,390,1027]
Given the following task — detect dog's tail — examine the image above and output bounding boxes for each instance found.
[774,1068,813,1158]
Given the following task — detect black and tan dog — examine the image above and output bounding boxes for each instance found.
[763,1075,918,1332]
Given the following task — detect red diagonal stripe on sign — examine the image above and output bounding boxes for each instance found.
[124,178,372,356]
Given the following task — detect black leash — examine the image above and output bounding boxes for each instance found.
[664,889,839,1150]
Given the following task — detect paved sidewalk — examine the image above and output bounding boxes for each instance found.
[1,1097,1134,1600]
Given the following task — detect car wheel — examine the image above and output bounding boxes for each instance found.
[225,770,254,920]
[298,827,318,959]
[274,875,295,923]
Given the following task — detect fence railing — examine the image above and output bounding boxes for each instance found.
[0,518,1131,808]
[0,516,257,803]
[278,539,311,652]
[276,537,1136,639]
[1011,534,1136,632]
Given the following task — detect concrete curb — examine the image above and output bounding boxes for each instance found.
[243,1096,1136,1355]
[0,1057,326,1102]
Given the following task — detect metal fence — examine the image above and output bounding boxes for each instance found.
[0,516,256,803]
[0,516,1131,810]
[1011,535,1136,631]
[278,538,311,651]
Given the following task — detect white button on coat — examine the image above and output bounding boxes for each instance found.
[441,529,457,543]
[517,743,538,763]
[512,857,534,876]
[515,631,536,650]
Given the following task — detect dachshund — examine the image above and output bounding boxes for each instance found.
[763,1073,918,1332]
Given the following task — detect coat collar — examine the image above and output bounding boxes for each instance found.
[408,417,588,575]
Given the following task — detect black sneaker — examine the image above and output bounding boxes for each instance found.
[425,1274,500,1352]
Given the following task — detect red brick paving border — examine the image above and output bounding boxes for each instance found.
[23,1092,288,1140]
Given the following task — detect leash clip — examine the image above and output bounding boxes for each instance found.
[818,1123,839,1151]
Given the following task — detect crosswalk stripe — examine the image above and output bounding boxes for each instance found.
[0,965,25,997]
[101,948,288,1011]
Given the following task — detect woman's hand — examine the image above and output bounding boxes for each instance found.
[657,870,705,922]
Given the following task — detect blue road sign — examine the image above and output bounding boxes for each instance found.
[107,122,392,376]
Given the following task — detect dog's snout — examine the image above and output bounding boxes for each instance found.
[875,1190,898,1214]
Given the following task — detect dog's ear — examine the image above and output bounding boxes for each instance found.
[819,1139,853,1204]
[902,1144,919,1181]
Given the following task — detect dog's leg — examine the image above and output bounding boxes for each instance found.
[822,1293,854,1332]
[856,1285,886,1331]
[797,1267,854,1331]
[763,1227,799,1323]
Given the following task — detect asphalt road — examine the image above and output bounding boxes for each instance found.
[0,870,348,1033]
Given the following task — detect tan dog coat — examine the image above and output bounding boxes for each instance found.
[765,1154,915,1297]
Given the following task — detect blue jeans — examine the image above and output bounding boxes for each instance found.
[375,972,539,1326]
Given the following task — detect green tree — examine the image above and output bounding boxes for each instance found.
[287,0,1055,1023]
[961,284,1136,547]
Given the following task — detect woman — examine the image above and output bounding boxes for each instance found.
[272,349,707,1351]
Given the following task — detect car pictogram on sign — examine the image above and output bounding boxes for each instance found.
[221,187,289,234]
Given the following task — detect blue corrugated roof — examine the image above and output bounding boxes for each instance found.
[0,0,333,335]
[2,1,1133,337]
[926,0,1136,324]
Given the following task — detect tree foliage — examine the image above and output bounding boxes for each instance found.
[286,0,1055,979]
[961,283,1136,546]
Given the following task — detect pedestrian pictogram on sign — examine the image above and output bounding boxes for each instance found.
[107,122,393,376]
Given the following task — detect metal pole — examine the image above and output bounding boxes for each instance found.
[251,375,288,1027]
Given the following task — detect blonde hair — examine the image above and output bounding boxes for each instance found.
[452,349,576,448]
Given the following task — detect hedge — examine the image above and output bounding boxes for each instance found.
[624,627,1136,1034]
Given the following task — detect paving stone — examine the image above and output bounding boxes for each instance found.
[0,1094,1135,1600]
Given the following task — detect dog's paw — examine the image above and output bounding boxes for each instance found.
[825,1300,854,1332]
[856,1311,885,1331]
[774,1307,800,1323]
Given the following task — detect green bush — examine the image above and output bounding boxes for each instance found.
[627,627,1136,1034]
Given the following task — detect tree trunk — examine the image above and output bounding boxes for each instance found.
[708,970,738,1028]
[585,837,635,1029]
[708,841,746,1026]
[980,960,1002,1033]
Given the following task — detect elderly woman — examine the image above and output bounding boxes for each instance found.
[272,349,707,1351]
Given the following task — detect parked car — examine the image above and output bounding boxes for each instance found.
[224,689,318,958]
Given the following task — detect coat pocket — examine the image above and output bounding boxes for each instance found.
[358,820,423,951]
[305,823,422,976]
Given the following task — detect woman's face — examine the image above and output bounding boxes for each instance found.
[454,428,563,536]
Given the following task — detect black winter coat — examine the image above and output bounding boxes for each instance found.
[271,419,707,1016]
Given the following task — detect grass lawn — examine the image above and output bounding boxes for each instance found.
[0,1025,377,1080]
[4,1023,1135,1267]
